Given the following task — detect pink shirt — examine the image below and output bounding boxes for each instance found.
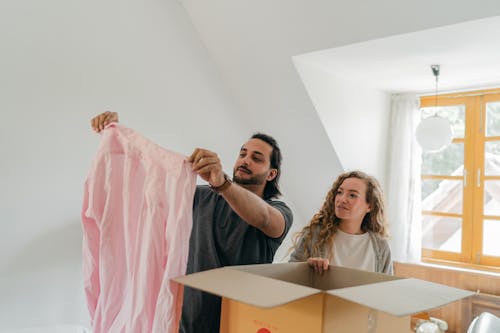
[82,124,196,333]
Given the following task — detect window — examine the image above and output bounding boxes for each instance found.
[420,88,500,269]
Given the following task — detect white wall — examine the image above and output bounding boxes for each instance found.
[294,59,391,187]
[0,0,248,329]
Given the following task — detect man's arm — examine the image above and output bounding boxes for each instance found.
[219,182,286,238]
[189,148,286,238]
[90,113,287,237]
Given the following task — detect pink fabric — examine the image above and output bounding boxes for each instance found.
[82,124,196,333]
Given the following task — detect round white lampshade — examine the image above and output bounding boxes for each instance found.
[416,116,453,152]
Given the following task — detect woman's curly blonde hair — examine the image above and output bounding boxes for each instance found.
[292,170,389,260]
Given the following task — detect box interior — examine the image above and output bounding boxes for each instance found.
[234,262,402,290]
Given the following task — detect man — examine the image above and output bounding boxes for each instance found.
[91,111,293,333]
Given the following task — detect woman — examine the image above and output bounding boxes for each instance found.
[290,171,392,274]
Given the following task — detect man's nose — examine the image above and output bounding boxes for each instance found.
[240,156,250,165]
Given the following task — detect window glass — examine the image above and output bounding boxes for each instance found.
[422,179,463,214]
[483,219,500,256]
[422,215,462,253]
[486,102,500,137]
[484,180,500,216]
[422,142,464,176]
[484,141,500,176]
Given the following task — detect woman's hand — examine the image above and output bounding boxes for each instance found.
[91,111,119,133]
[307,257,330,274]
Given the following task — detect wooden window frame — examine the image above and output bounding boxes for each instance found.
[420,88,500,270]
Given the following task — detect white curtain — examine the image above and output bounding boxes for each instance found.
[386,94,422,263]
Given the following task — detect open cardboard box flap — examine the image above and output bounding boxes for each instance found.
[174,262,474,316]
[174,265,319,308]
[327,277,474,316]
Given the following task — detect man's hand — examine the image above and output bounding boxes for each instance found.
[91,111,119,132]
[188,148,225,187]
[307,257,330,274]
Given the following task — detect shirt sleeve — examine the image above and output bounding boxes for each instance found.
[380,240,394,275]
[269,200,293,242]
[81,179,101,321]
[288,225,324,262]
[288,234,306,262]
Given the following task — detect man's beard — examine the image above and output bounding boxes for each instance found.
[233,167,268,186]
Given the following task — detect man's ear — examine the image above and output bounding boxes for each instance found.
[267,169,278,181]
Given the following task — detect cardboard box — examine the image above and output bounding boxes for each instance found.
[175,262,474,333]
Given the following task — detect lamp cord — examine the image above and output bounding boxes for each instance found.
[435,74,438,110]
[431,64,440,116]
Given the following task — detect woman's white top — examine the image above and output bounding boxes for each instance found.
[332,229,376,272]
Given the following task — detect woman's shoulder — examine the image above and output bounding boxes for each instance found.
[307,224,323,238]
[367,231,390,247]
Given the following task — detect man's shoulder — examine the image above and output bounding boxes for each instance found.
[267,198,293,224]
[266,197,287,205]
[266,198,291,210]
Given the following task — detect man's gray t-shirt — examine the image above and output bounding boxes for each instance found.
[179,185,293,333]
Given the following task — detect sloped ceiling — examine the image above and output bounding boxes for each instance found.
[296,15,500,93]
[180,0,500,222]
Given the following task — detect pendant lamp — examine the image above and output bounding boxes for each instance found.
[416,65,453,151]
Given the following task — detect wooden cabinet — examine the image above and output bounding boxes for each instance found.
[394,262,500,333]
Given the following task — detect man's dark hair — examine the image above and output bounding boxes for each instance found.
[251,132,282,200]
